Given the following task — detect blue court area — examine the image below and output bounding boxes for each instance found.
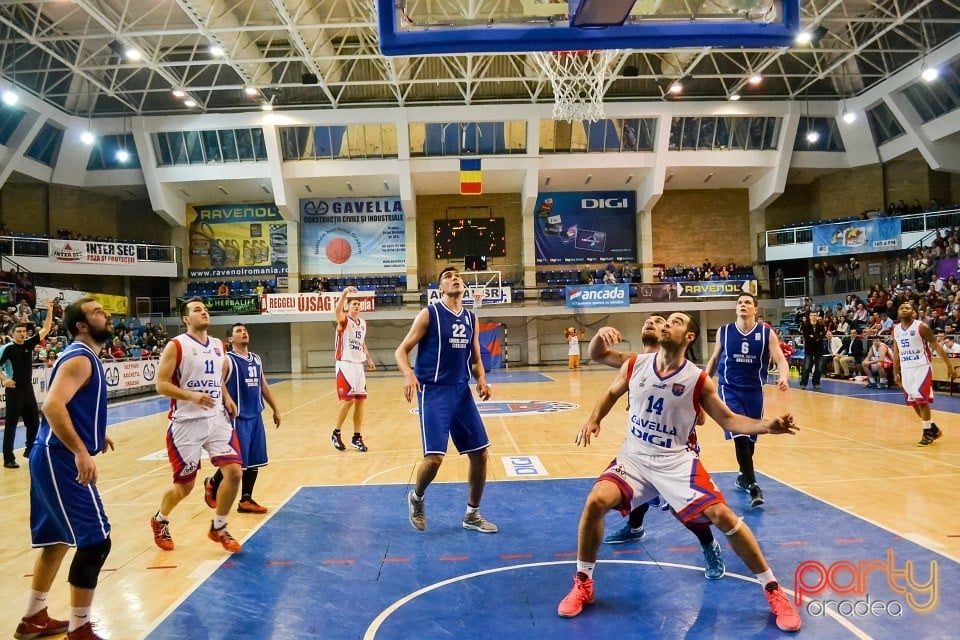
[147,475,957,640]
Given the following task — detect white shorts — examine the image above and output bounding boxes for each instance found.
[900,365,934,406]
[336,360,367,400]
[165,414,241,484]
[598,449,725,523]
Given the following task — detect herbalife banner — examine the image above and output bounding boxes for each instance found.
[177,295,260,316]
[49,239,137,265]
[534,191,637,265]
[187,203,288,279]
[300,198,406,274]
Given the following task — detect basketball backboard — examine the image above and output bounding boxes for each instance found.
[377,0,800,56]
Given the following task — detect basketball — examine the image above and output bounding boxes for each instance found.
[325,237,352,264]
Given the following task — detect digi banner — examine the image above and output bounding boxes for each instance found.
[534,191,637,265]
[812,218,901,256]
[260,292,375,315]
[564,284,631,308]
[49,239,138,265]
[676,279,758,298]
[300,198,406,274]
[187,203,288,279]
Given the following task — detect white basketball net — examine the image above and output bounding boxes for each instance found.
[532,49,619,122]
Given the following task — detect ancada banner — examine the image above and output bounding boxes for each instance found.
[260,292,375,315]
[300,197,406,274]
[49,239,137,265]
[534,191,637,265]
[187,203,288,279]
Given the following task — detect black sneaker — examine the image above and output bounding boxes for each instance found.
[748,483,765,508]
[3,459,19,469]
[351,435,368,452]
[734,475,751,492]
[918,425,942,447]
[331,430,346,451]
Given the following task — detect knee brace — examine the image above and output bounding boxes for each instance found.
[68,537,112,589]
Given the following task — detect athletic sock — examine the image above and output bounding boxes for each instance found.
[576,561,596,580]
[241,468,258,499]
[734,437,756,484]
[69,607,91,632]
[213,515,228,530]
[25,590,48,617]
[628,503,650,529]
[685,520,715,547]
[755,568,776,589]
[155,511,168,522]
[922,420,932,431]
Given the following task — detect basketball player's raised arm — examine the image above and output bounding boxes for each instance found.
[587,326,634,368]
[156,341,214,408]
[704,334,723,377]
[576,359,631,447]
[470,311,490,401]
[395,308,430,402]
[700,375,798,436]
[40,355,103,485]
[335,286,354,328]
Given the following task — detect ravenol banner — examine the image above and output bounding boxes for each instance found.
[812,218,901,257]
[534,191,637,265]
[676,279,758,298]
[565,284,631,308]
[300,198,406,274]
[187,204,287,279]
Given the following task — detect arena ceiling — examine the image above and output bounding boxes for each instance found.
[0,0,957,117]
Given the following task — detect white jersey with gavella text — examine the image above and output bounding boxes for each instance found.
[168,333,228,422]
[335,315,367,364]
[623,353,706,456]
[894,319,932,370]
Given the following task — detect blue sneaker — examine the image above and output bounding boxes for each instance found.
[702,540,725,580]
[649,495,671,512]
[603,521,645,544]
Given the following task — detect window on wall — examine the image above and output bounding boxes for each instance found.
[152,128,268,166]
[25,123,64,166]
[865,102,905,146]
[540,118,655,153]
[0,106,25,146]
[280,124,399,160]
[668,116,781,150]
[86,134,140,170]
[903,59,960,123]
[409,121,526,157]
[793,117,846,151]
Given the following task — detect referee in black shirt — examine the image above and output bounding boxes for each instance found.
[1,300,53,468]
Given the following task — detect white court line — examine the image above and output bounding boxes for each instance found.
[362,560,871,640]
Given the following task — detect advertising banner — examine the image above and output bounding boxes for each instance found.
[88,292,129,315]
[534,191,637,265]
[634,283,677,303]
[49,239,138,265]
[675,279,758,298]
[564,284,631,308]
[812,218,901,256]
[186,295,261,316]
[260,292,376,315]
[187,203,288,279]
[426,286,512,306]
[300,198,406,274]
[35,286,128,315]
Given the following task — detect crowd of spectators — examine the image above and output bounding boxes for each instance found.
[656,259,755,282]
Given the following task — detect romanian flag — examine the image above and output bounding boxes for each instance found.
[460,158,482,195]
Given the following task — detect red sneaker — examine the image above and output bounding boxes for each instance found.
[765,581,802,632]
[208,522,242,553]
[66,622,105,640]
[203,477,217,509]
[557,572,595,618]
[14,607,68,639]
[150,517,174,551]
[237,499,268,514]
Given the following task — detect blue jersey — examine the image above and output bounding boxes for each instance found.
[715,321,771,391]
[36,342,106,455]
[414,301,476,385]
[226,351,265,420]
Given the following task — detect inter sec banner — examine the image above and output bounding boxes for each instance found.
[300,198,406,274]
[49,239,137,265]
[676,279,758,298]
[534,191,636,265]
[812,218,901,257]
[187,203,288,279]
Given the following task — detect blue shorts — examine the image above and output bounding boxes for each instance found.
[719,385,764,443]
[235,416,268,469]
[417,384,490,456]
[29,446,110,548]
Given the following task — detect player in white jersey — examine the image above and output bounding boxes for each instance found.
[558,312,802,633]
[891,301,957,446]
[331,286,376,452]
[150,298,243,554]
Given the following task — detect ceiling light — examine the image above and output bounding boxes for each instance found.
[80,131,96,145]
[921,65,939,82]
[668,81,683,95]
[806,130,820,144]
[842,110,857,124]
[2,89,17,106]
[184,98,197,108]
[115,149,130,163]
[795,31,812,45]
[123,46,141,61]
[244,86,258,96]
[209,45,224,58]
[729,93,741,101]
[172,89,185,98]
[748,74,762,85]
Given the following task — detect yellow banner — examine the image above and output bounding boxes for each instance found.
[88,292,128,315]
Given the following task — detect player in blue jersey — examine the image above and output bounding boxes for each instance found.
[17,298,114,640]
[705,292,790,508]
[205,323,282,514]
[395,266,497,533]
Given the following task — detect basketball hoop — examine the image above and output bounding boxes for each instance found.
[532,49,619,122]
[472,292,484,311]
